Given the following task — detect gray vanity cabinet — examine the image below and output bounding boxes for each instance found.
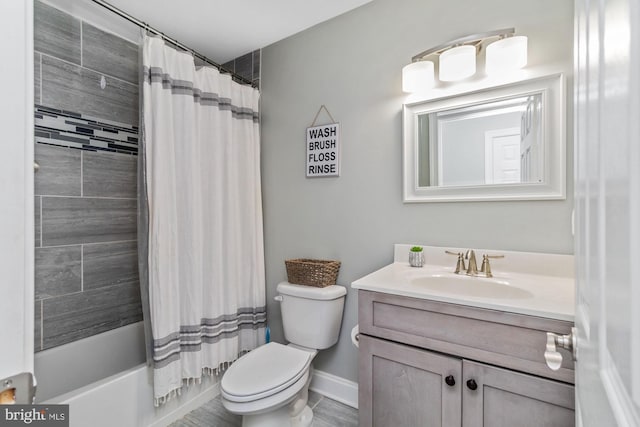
[359,334,461,426]
[462,360,574,427]
[358,290,575,427]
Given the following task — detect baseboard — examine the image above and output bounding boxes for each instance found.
[309,369,358,409]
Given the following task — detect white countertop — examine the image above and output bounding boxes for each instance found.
[351,244,575,322]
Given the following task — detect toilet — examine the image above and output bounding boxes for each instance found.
[221,281,347,427]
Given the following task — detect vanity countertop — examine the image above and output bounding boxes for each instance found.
[351,244,575,322]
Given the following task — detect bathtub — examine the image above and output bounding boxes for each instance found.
[36,322,220,427]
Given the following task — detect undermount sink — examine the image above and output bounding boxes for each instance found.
[410,274,534,299]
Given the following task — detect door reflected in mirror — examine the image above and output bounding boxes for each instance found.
[417,93,543,188]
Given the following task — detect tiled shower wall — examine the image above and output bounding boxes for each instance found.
[222,50,261,88]
[33,0,141,352]
[33,0,261,352]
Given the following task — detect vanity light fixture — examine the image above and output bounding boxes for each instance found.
[402,28,528,92]
[485,35,528,74]
[439,45,476,82]
[402,60,435,92]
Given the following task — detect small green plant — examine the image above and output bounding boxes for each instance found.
[410,246,423,252]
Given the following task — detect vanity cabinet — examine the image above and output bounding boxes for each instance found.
[358,290,575,427]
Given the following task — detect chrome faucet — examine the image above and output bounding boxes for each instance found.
[465,250,478,276]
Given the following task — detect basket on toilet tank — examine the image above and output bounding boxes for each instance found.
[284,258,340,288]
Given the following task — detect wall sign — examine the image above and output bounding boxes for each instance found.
[306,123,340,177]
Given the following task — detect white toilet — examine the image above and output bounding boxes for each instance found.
[221,281,347,427]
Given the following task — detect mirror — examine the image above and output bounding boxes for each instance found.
[403,74,565,202]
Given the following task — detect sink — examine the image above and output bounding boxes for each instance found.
[351,245,575,321]
[410,274,534,299]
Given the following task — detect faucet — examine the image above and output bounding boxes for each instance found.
[465,250,478,276]
[445,250,466,273]
[480,254,505,278]
[446,249,505,277]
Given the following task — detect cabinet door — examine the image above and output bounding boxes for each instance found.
[359,335,462,427]
[462,360,574,427]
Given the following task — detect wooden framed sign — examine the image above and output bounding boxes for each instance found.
[306,123,340,177]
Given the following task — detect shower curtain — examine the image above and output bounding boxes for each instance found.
[140,35,266,405]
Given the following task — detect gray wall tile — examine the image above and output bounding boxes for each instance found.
[82,22,139,85]
[42,197,137,246]
[234,52,253,82]
[42,282,142,350]
[35,143,81,196]
[252,50,260,81]
[223,50,260,88]
[35,53,41,104]
[33,0,143,354]
[35,246,82,299]
[34,0,81,65]
[83,241,138,290]
[221,60,234,73]
[41,56,139,126]
[35,301,42,352]
[35,196,41,247]
[83,151,137,198]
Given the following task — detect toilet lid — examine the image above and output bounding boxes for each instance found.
[221,342,312,402]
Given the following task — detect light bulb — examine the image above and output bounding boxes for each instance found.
[439,45,476,82]
[486,36,528,75]
[402,60,435,93]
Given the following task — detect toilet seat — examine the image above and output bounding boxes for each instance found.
[221,342,313,403]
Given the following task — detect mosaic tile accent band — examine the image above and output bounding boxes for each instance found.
[35,104,139,155]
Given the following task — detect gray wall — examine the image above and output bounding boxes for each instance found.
[261,0,574,382]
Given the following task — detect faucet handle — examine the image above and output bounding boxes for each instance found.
[445,250,465,274]
[480,254,505,278]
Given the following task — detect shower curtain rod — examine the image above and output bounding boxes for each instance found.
[90,0,257,87]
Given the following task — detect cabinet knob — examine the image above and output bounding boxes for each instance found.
[444,375,455,387]
[466,379,478,390]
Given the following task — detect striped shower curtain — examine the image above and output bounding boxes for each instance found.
[141,35,266,405]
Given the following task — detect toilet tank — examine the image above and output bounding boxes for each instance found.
[276,282,347,349]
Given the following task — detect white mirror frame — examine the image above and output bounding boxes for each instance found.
[402,73,566,202]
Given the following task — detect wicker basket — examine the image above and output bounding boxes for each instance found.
[285,259,341,288]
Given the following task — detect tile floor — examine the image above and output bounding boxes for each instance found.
[169,390,358,427]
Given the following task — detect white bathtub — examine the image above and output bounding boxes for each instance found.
[36,322,220,427]
[35,323,146,401]
[48,363,220,427]
[35,323,357,426]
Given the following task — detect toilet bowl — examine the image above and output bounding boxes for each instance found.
[221,342,317,427]
[221,282,347,427]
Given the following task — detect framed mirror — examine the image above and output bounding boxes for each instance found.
[402,74,565,202]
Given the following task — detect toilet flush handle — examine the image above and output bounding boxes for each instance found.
[274,295,283,302]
